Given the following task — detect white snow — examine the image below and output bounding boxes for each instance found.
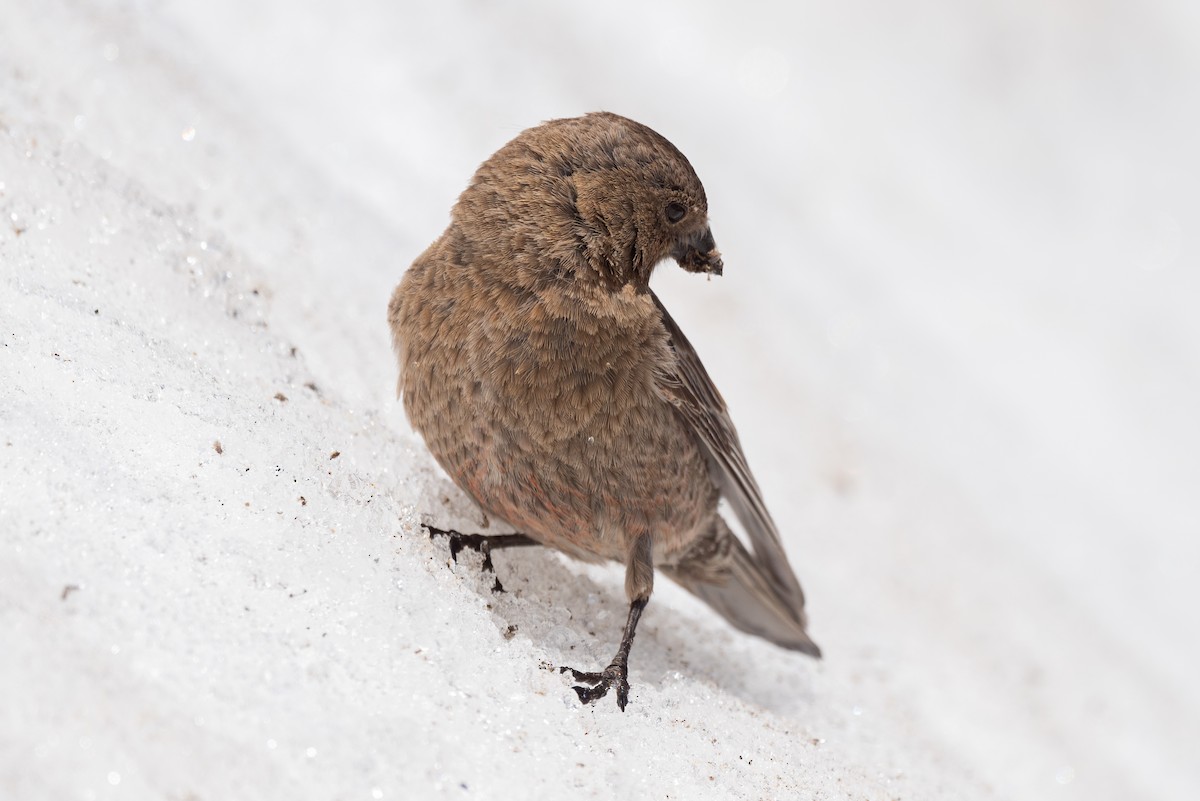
[3,1,1197,799]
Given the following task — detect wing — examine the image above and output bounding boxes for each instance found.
[650,289,809,619]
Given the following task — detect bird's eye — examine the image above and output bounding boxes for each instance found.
[665,202,687,224]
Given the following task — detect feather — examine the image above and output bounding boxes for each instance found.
[651,290,818,654]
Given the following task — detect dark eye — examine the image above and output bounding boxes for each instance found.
[665,202,687,223]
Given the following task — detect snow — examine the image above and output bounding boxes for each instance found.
[3,1,1197,799]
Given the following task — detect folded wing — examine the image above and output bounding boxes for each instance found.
[651,290,819,656]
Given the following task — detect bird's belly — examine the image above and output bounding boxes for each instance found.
[478,419,716,563]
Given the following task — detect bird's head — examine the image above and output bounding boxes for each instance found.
[465,112,722,291]
[566,113,722,288]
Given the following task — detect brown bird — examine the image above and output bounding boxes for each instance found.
[388,112,819,710]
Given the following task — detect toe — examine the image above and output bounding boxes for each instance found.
[574,682,610,705]
[560,666,604,685]
[615,677,630,710]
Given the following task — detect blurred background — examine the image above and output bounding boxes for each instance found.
[4,1,1197,799]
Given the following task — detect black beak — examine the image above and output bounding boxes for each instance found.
[672,226,723,276]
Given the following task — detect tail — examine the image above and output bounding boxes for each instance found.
[665,527,821,657]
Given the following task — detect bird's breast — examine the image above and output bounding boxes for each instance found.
[397,267,714,558]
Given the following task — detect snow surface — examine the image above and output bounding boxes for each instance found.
[3,1,1198,799]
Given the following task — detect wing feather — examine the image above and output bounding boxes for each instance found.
[650,290,808,618]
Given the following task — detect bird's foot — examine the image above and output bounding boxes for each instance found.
[560,661,632,711]
[425,525,537,593]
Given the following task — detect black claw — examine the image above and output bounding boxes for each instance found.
[480,544,496,574]
[572,684,599,704]
[427,527,480,565]
[576,681,610,705]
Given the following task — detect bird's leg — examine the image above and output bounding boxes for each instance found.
[561,596,648,711]
[424,524,538,591]
[561,533,654,711]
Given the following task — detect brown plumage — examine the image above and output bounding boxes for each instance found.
[388,112,819,710]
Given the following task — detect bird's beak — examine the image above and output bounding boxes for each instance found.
[672,226,723,276]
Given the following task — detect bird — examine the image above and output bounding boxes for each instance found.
[388,112,819,711]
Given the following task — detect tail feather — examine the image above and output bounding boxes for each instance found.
[666,534,821,657]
